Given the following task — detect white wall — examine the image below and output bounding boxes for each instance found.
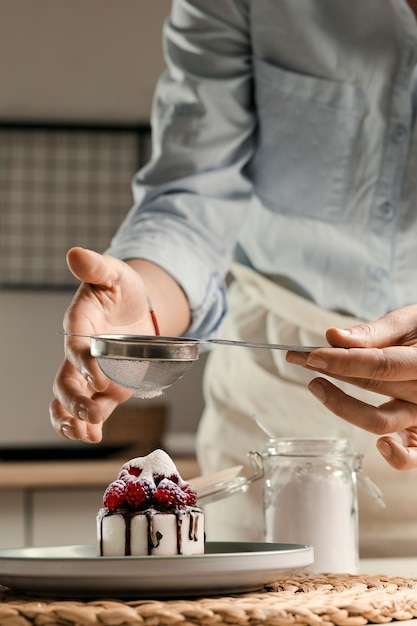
[0,1,206,445]
[0,0,171,122]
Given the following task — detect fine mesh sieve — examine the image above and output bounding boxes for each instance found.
[62,333,320,398]
[90,335,200,399]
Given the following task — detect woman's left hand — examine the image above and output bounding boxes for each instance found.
[286,304,417,470]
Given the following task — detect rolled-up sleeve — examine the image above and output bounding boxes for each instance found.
[106,0,255,336]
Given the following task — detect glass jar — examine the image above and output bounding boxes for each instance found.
[250,438,361,574]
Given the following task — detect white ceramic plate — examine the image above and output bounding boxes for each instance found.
[0,542,313,598]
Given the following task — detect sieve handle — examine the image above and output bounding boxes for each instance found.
[203,338,322,352]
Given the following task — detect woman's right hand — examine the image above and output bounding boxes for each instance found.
[49,247,157,443]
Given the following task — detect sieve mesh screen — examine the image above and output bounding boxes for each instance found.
[97,357,195,399]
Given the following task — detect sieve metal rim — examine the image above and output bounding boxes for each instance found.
[90,335,200,362]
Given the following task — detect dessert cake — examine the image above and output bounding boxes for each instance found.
[97,449,204,556]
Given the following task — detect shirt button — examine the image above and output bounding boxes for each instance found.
[379,201,394,220]
[392,124,407,143]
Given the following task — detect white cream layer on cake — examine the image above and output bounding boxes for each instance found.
[97,449,204,556]
[97,507,204,556]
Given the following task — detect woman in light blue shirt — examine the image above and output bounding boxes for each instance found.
[51,1,417,550]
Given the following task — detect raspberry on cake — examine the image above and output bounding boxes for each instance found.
[97,449,204,556]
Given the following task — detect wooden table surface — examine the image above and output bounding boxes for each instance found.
[0,457,200,489]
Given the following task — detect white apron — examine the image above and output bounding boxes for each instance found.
[196,263,417,557]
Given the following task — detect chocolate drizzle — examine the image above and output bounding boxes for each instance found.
[125,512,131,556]
[146,512,153,554]
[188,510,201,542]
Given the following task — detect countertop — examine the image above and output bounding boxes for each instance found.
[0,457,200,489]
[360,557,417,578]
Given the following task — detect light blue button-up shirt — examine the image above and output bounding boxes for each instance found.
[107,0,417,337]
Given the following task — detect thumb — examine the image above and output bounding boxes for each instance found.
[326,304,417,349]
[66,247,120,288]
[376,436,417,471]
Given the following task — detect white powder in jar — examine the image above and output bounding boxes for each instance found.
[265,467,358,573]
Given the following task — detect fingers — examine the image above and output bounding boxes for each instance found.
[52,360,108,426]
[308,378,415,433]
[326,304,417,349]
[50,358,132,442]
[376,436,417,470]
[307,377,417,469]
[49,397,104,443]
[286,346,417,405]
[287,345,417,382]
[63,333,111,394]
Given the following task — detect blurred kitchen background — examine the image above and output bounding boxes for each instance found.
[1,3,414,562]
[0,0,207,454]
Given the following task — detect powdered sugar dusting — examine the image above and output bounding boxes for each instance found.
[122,449,183,484]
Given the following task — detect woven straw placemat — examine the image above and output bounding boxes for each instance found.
[0,573,416,626]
